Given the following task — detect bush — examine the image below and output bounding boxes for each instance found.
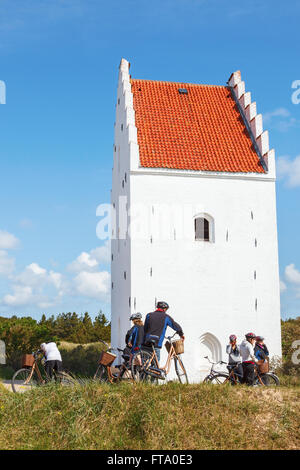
[0,365,14,380]
[60,343,106,377]
[278,317,300,379]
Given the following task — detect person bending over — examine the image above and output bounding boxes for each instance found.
[40,342,62,380]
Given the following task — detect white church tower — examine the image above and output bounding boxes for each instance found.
[111,58,282,382]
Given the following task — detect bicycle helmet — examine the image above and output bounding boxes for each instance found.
[245,332,256,339]
[156,301,169,310]
[256,335,264,341]
[229,334,237,342]
[129,312,142,321]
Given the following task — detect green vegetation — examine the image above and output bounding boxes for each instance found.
[0,382,299,450]
[279,317,300,377]
[0,312,110,371]
[60,342,105,377]
[0,365,14,380]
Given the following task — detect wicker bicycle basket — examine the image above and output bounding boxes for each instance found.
[257,359,269,374]
[22,354,35,368]
[99,351,117,367]
[165,339,184,355]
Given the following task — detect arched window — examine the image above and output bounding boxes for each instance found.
[196,332,222,380]
[194,213,214,242]
[199,332,222,364]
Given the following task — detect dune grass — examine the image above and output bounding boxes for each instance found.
[59,341,105,350]
[0,381,299,450]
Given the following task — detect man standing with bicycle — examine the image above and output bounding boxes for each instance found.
[239,333,258,386]
[143,301,184,363]
[40,342,62,380]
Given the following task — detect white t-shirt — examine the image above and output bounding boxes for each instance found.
[239,340,257,363]
[43,342,62,362]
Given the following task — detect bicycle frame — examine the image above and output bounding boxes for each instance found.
[142,335,182,379]
[96,342,134,384]
[23,353,45,385]
[204,356,271,386]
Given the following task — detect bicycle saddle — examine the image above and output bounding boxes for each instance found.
[146,335,159,344]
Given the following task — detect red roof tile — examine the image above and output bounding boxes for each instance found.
[131,79,265,173]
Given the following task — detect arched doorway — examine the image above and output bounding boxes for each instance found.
[198,332,222,379]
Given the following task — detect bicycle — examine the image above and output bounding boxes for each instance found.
[203,356,280,386]
[93,340,134,383]
[131,333,188,384]
[11,350,75,393]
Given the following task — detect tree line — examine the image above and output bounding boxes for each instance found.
[0,312,111,369]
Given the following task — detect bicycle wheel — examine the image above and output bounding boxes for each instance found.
[56,371,76,386]
[131,350,155,382]
[204,373,229,385]
[94,364,109,383]
[11,368,40,393]
[174,356,189,384]
[255,373,280,386]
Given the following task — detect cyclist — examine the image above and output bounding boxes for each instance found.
[40,342,62,380]
[127,312,144,354]
[143,301,184,363]
[239,333,258,386]
[254,336,269,361]
[226,334,243,382]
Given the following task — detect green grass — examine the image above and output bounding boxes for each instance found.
[0,382,299,450]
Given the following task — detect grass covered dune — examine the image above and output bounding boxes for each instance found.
[0,382,299,450]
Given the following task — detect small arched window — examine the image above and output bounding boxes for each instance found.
[195,217,209,241]
[194,213,215,242]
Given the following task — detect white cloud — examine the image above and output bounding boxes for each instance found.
[48,271,63,290]
[280,280,287,293]
[285,264,300,284]
[3,285,34,307]
[277,155,300,188]
[68,251,99,272]
[263,107,291,122]
[263,108,300,132]
[15,262,48,288]
[0,230,19,250]
[0,250,15,276]
[0,236,111,309]
[74,270,110,300]
[90,241,110,264]
[67,242,110,272]
[28,263,47,275]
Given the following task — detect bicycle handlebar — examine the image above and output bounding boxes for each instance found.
[165,332,180,341]
[204,356,227,366]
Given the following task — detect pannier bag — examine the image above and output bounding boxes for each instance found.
[257,359,269,374]
[22,354,35,368]
[99,351,117,367]
[165,339,184,355]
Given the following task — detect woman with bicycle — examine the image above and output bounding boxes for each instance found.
[226,334,243,383]
[127,312,144,356]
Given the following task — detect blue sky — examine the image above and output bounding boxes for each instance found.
[0,0,299,320]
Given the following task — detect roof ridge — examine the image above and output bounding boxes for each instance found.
[131,78,227,88]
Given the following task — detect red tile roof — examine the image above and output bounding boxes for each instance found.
[131,79,265,173]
